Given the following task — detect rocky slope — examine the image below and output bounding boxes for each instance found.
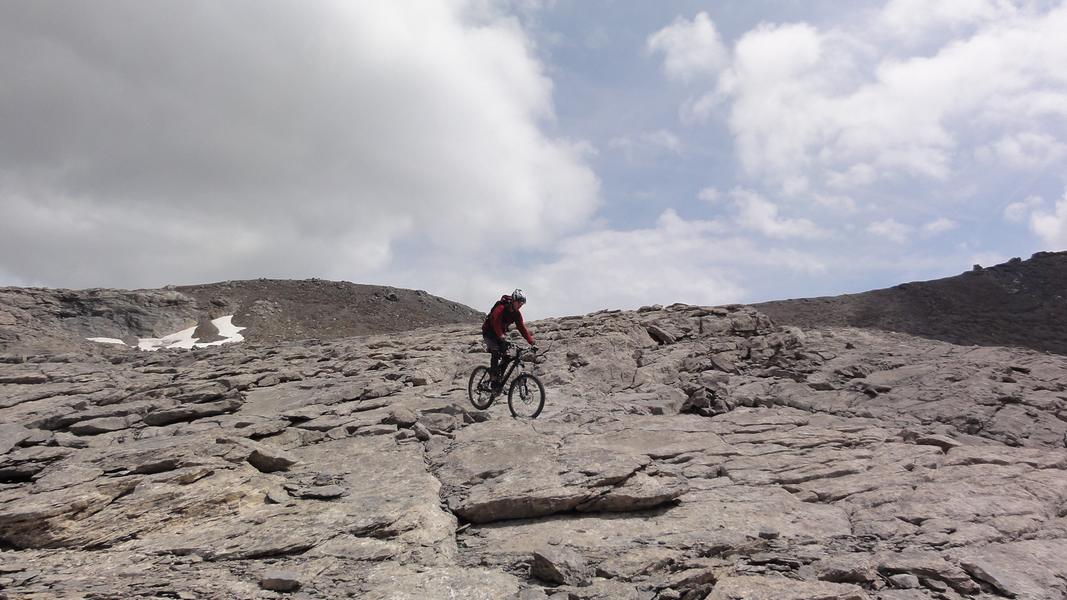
[0,279,483,354]
[755,251,1067,355]
[2,299,1066,599]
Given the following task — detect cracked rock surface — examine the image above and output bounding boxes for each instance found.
[1,301,1066,599]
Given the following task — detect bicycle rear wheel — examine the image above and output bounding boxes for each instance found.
[507,373,545,419]
[468,366,495,410]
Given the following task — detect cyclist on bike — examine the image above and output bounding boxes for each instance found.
[482,289,536,388]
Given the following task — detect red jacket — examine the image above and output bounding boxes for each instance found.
[482,295,534,344]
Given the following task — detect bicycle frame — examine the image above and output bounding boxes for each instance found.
[495,347,529,387]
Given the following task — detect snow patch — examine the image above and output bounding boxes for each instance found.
[87,315,246,351]
[137,324,199,351]
[208,315,245,344]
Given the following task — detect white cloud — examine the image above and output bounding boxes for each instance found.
[730,188,829,239]
[609,130,683,161]
[681,90,725,124]
[827,164,878,189]
[525,211,743,316]
[968,250,1011,268]
[811,193,858,213]
[407,208,830,318]
[658,4,1067,195]
[0,2,599,288]
[976,131,1067,169]
[922,217,959,235]
[878,0,1020,42]
[519,209,826,317]
[867,218,913,243]
[698,187,721,203]
[1029,189,1067,249]
[647,12,729,83]
[781,176,812,196]
[713,22,831,179]
[1003,195,1044,222]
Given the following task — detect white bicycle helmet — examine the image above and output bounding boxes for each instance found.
[511,288,527,303]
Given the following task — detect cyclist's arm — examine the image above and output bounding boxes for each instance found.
[515,313,534,345]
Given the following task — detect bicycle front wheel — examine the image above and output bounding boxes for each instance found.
[468,366,495,410]
[507,373,545,419]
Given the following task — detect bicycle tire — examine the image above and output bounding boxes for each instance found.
[507,373,545,419]
[468,366,495,410]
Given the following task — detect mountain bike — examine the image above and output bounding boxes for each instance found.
[467,345,546,418]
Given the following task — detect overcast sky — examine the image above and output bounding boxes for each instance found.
[2,1,1066,318]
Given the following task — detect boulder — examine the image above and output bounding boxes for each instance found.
[259,570,301,592]
[530,546,593,586]
[68,416,132,436]
[247,446,298,473]
[0,424,31,454]
[143,398,242,426]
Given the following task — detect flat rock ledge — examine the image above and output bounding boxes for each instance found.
[1,304,1066,599]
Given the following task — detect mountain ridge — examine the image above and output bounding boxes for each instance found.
[5,251,1066,357]
[756,250,1067,355]
[0,278,483,355]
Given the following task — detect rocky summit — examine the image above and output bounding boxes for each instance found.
[0,279,484,355]
[1,272,1067,599]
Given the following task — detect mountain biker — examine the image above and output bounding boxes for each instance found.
[482,289,536,388]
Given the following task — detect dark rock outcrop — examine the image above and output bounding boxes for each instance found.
[756,251,1067,355]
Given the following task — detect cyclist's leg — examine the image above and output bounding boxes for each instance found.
[483,333,506,381]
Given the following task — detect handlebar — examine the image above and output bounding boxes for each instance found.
[511,344,549,360]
